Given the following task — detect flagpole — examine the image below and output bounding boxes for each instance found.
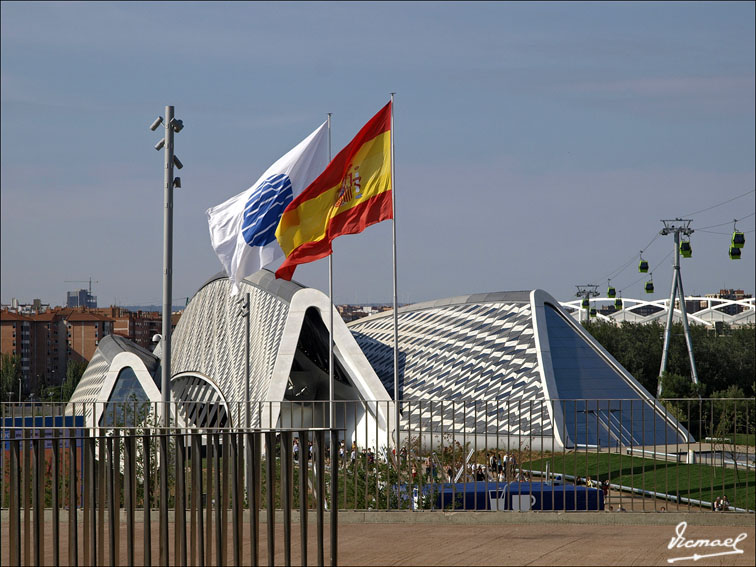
[327,113,334,432]
[326,112,338,567]
[390,93,400,458]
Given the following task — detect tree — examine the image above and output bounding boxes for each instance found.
[0,353,22,402]
[60,359,88,401]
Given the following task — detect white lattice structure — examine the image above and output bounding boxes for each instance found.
[350,290,691,450]
[560,297,755,327]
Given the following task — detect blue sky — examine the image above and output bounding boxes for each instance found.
[1,1,754,307]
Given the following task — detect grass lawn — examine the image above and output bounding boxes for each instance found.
[733,433,756,447]
[526,452,755,512]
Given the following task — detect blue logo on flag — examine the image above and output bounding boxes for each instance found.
[242,174,293,247]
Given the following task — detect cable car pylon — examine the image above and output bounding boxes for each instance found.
[575,284,600,324]
[657,218,699,398]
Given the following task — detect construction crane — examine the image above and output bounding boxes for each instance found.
[64,276,99,294]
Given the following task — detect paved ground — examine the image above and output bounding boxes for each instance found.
[2,512,754,566]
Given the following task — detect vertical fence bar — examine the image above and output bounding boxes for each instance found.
[316,430,325,567]
[191,432,202,567]
[52,429,60,567]
[205,430,213,567]
[160,431,169,567]
[86,433,97,567]
[746,400,750,512]
[222,431,230,567]
[83,427,90,567]
[124,431,135,567]
[32,437,42,567]
[23,434,30,567]
[142,432,152,567]
[265,431,275,567]
[11,438,21,567]
[462,400,467,510]
[363,401,369,510]
[214,433,222,567]
[709,399,714,506]
[281,430,292,567]
[330,428,338,567]
[177,430,188,567]
[652,399,657,512]
[97,430,105,567]
[629,399,634,512]
[231,432,241,567]
[69,426,78,566]
[251,430,261,567]
[114,428,121,563]
[299,429,308,567]
[107,435,117,567]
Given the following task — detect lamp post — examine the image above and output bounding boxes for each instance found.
[149,107,184,426]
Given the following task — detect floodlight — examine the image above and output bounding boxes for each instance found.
[173,155,183,169]
[155,138,165,151]
[149,116,163,131]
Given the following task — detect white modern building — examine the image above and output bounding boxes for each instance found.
[68,270,691,451]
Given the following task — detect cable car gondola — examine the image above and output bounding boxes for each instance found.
[680,240,692,258]
[645,280,654,294]
[581,298,590,309]
[730,246,741,260]
[614,298,623,310]
[638,253,649,273]
[607,281,616,298]
[732,231,745,249]
[590,308,597,318]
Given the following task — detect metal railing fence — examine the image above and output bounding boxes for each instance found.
[0,417,339,567]
[0,397,753,564]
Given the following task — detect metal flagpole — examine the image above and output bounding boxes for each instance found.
[327,113,334,431]
[390,93,400,458]
[327,112,338,567]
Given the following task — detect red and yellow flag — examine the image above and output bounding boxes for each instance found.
[275,102,392,280]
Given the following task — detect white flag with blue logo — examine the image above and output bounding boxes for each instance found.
[206,121,328,295]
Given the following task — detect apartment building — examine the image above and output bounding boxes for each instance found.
[63,310,113,363]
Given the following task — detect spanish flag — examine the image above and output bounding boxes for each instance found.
[275,102,392,280]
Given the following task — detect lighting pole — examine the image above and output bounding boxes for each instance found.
[149,107,184,426]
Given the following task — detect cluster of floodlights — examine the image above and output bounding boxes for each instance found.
[149,115,184,188]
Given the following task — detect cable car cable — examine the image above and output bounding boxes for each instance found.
[682,189,755,218]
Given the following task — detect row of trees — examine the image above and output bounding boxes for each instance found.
[582,320,754,398]
[0,353,87,403]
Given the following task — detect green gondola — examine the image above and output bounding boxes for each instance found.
[607,286,616,298]
[638,259,649,273]
[590,308,597,318]
[731,231,745,248]
[614,298,623,310]
[680,240,692,258]
[581,298,590,309]
[645,281,654,294]
[730,246,741,260]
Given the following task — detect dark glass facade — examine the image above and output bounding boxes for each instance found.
[545,304,689,447]
[99,366,151,427]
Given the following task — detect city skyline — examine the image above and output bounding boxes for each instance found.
[2,2,754,306]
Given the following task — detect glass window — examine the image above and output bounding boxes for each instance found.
[544,304,688,447]
[99,366,150,427]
